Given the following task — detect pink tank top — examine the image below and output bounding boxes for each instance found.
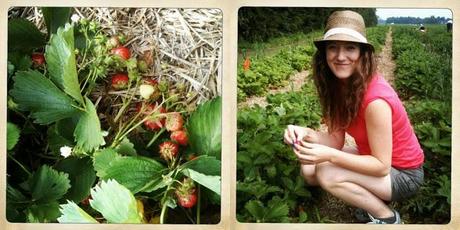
[346,73,424,169]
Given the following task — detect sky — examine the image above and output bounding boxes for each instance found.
[376,8,452,20]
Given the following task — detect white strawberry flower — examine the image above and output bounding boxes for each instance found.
[60,146,72,158]
[71,14,81,23]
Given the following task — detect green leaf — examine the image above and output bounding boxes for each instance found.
[28,165,71,204]
[8,52,32,71]
[47,124,74,155]
[181,155,221,176]
[115,137,137,156]
[74,97,105,153]
[45,23,84,104]
[103,156,166,194]
[26,202,61,223]
[9,70,81,125]
[93,148,120,178]
[57,201,98,223]
[7,122,20,151]
[8,18,46,52]
[265,196,289,221]
[245,200,265,222]
[182,168,221,195]
[41,7,72,35]
[54,157,96,202]
[186,96,222,159]
[89,179,143,223]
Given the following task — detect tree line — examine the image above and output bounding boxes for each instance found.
[238,7,377,43]
[384,16,451,25]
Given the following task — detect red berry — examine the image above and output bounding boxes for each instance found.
[175,178,197,208]
[111,73,129,90]
[137,103,166,131]
[176,189,197,208]
[171,130,188,146]
[165,112,184,132]
[31,53,45,66]
[159,141,179,161]
[111,46,131,60]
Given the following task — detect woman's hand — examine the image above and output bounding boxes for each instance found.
[293,141,336,164]
[283,125,319,146]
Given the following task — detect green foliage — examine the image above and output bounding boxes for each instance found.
[186,96,222,159]
[10,70,81,124]
[8,18,46,52]
[237,84,321,223]
[73,97,105,153]
[391,25,451,224]
[54,157,96,203]
[45,23,84,104]
[7,122,20,151]
[58,179,143,223]
[93,148,166,194]
[41,7,72,35]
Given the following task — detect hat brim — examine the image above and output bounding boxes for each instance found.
[314,34,374,51]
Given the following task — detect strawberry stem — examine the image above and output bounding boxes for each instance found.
[146,128,166,148]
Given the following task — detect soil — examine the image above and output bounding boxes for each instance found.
[238,28,397,223]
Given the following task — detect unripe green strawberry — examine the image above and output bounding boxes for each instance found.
[165,112,184,132]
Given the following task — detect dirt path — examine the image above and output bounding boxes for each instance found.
[376,27,396,84]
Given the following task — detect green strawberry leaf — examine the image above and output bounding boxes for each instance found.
[103,156,166,194]
[245,200,265,222]
[89,179,143,223]
[186,96,221,159]
[46,124,74,155]
[74,97,105,153]
[181,168,220,195]
[57,201,98,223]
[41,7,72,35]
[181,155,221,176]
[7,122,20,151]
[9,70,81,125]
[26,202,61,223]
[115,137,137,156]
[28,165,71,204]
[8,18,46,52]
[93,148,120,178]
[54,157,96,203]
[45,23,84,105]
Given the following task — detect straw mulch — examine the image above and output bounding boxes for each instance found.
[8,7,223,105]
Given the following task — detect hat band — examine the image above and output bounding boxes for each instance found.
[323,27,367,43]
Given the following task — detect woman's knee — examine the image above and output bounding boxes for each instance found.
[300,164,318,185]
[315,162,342,189]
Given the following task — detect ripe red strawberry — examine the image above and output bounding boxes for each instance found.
[111,46,131,60]
[159,141,179,161]
[31,53,45,66]
[165,112,183,132]
[111,73,129,90]
[137,103,166,131]
[175,178,197,208]
[171,130,188,146]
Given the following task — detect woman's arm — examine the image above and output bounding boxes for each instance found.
[294,99,393,177]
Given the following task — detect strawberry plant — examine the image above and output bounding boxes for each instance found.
[7,7,222,224]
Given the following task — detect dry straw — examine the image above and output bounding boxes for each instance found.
[8,7,223,105]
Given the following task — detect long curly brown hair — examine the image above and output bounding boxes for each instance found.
[312,42,376,132]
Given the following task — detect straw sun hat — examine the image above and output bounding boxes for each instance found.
[314,10,374,50]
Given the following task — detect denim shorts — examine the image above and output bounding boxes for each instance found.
[390,166,424,202]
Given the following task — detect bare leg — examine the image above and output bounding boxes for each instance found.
[315,162,394,218]
[300,164,318,186]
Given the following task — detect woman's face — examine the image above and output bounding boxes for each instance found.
[325,41,361,80]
